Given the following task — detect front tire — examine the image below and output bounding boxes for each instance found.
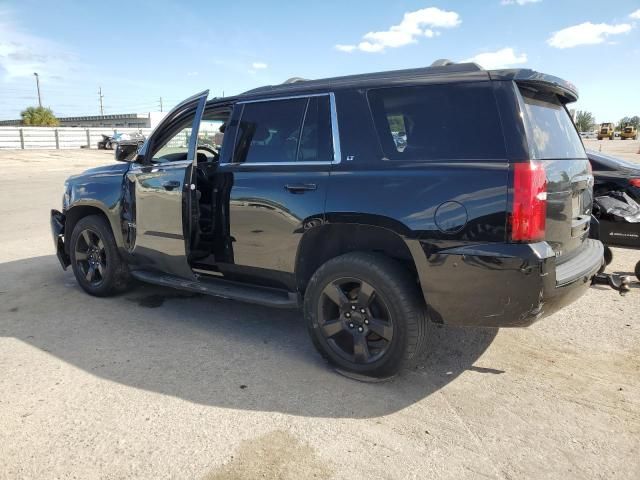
[304,252,427,379]
[69,215,130,297]
[635,260,640,282]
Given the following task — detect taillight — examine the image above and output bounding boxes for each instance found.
[630,178,640,187]
[510,161,547,242]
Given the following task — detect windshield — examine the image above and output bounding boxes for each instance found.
[519,87,586,160]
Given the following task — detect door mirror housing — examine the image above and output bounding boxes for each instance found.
[114,143,140,162]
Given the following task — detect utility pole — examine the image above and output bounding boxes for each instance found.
[33,72,42,108]
[159,96,163,112]
[98,87,104,116]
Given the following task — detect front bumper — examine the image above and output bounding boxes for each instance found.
[415,239,603,328]
[50,209,70,269]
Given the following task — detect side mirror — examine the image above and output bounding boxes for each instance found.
[114,143,139,162]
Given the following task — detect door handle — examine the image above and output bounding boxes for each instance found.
[162,180,181,190]
[284,183,317,193]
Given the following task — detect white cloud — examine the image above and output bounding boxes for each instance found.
[501,0,542,5]
[251,62,268,70]
[630,9,640,19]
[335,7,460,53]
[335,44,357,53]
[0,9,75,80]
[548,22,633,48]
[463,47,527,69]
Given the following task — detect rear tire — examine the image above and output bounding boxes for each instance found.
[635,260,640,282]
[304,252,427,379]
[69,215,130,297]
[603,245,613,266]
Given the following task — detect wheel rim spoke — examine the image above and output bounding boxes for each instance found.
[353,334,371,363]
[320,318,345,338]
[97,263,104,277]
[75,251,88,261]
[367,318,393,341]
[85,264,96,282]
[356,281,376,307]
[322,282,349,308]
[81,230,93,248]
[97,239,104,252]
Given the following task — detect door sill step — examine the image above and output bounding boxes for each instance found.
[130,270,299,308]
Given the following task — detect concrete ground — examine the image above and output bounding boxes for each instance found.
[0,142,639,480]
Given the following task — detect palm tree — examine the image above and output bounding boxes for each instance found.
[20,106,60,126]
[575,111,595,132]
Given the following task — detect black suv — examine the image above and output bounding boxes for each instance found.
[51,61,603,378]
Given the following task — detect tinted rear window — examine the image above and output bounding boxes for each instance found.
[519,88,586,160]
[367,82,506,161]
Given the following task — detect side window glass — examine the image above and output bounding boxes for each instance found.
[386,114,407,152]
[368,83,506,160]
[197,119,225,150]
[297,96,333,162]
[152,125,192,163]
[234,99,307,164]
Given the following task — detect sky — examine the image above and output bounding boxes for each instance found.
[0,0,639,122]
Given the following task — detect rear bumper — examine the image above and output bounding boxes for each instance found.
[413,239,603,328]
[50,209,70,269]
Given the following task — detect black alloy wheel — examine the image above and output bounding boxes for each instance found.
[304,252,427,379]
[70,215,130,296]
[74,228,107,287]
[318,277,394,365]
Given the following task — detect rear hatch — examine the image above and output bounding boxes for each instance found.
[517,86,592,263]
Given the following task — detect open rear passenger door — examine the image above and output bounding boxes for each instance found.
[126,90,208,279]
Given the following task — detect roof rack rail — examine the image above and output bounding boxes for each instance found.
[430,59,484,71]
[283,77,308,85]
[431,59,456,67]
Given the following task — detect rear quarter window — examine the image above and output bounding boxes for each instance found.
[518,88,586,160]
[367,82,506,161]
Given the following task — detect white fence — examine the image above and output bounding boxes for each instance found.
[0,127,153,150]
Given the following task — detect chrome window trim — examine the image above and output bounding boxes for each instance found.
[129,159,193,171]
[231,92,341,166]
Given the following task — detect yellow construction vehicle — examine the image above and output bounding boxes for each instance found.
[597,123,615,140]
[620,125,638,140]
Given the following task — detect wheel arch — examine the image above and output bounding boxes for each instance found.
[64,203,120,254]
[294,222,418,294]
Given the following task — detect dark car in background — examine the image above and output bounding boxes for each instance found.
[97,132,146,150]
[587,150,640,278]
[588,150,640,201]
[50,61,602,378]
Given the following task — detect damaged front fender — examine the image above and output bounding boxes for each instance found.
[50,209,70,269]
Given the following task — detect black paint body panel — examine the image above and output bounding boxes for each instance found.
[51,65,603,328]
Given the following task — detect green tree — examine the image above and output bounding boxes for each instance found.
[617,116,630,130]
[617,116,640,130]
[20,106,60,126]
[575,110,595,132]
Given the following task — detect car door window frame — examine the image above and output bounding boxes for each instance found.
[229,92,342,166]
[134,91,209,168]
